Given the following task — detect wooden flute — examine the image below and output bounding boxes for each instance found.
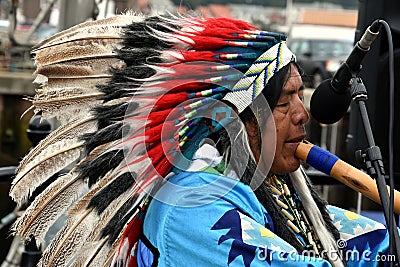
[295,141,400,215]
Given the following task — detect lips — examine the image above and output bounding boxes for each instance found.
[285,134,306,143]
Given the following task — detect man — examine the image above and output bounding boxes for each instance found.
[11,14,395,267]
[137,62,351,266]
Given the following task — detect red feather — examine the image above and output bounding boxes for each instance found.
[144,121,177,143]
[202,17,255,31]
[185,36,228,50]
[159,63,228,78]
[153,92,188,109]
[145,109,180,127]
[181,51,219,62]
[145,80,215,94]
[186,17,256,39]
[120,213,142,267]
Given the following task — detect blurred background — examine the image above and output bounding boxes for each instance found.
[0,0,399,264]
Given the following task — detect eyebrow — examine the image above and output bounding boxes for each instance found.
[281,85,304,96]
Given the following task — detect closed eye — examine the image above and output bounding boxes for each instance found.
[276,103,289,107]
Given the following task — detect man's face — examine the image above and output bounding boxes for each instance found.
[265,66,309,175]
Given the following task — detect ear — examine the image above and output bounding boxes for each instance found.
[244,118,261,162]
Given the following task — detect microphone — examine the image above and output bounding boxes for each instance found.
[310,20,381,124]
[295,141,400,214]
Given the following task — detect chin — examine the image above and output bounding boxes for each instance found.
[288,158,302,172]
[271,159,300,175]
[286,163,300,174]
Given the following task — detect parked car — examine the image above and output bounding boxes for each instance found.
[287,24,355,88]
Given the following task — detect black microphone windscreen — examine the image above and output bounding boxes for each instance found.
[310,79,352,124]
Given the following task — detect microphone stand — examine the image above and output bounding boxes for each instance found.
[350,75,400,265]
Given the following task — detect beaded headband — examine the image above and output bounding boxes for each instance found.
[224,41,296,113]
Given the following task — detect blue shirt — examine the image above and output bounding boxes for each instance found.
[138,171,394,266]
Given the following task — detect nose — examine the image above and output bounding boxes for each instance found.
[292,96,309,126]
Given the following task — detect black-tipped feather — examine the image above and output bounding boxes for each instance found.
[122,18,175,49]
[78,150,125,187]
[81,123,124,153]
[89,172,136,213]
[118,49,162,65]
[97,67,155,102]
[93,102,131,128]
[100,194,139,244]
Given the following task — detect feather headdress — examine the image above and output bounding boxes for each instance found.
[10,13,295,266]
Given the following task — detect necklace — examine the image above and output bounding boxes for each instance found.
[269,175,324,257]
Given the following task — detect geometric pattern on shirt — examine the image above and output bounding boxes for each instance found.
[327,206,386,241]
[211,208,296,266]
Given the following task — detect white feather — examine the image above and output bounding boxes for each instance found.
[12,171,85,244]
[290,167,345,267]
